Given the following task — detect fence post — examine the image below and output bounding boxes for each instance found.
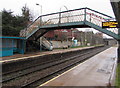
[59,12,61,24]
[40,16,42,26]
[25,28,27,37]
[84,8,87,22]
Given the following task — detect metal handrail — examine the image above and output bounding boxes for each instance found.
[20,7,117,39]
[42,37,53,50]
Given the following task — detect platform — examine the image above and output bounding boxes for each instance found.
[1,46,96,62]
[39,47,117,87]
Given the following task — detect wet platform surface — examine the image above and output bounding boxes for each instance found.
[39,47,117,86]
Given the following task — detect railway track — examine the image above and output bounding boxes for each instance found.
[2,46,110,87]
[2,47,95,82]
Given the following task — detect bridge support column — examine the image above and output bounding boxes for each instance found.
[40,37,42,51]
[117,27,120,63]
[118,40,120,63]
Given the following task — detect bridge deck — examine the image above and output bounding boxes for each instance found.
[39,47,117,86]
[20,7,119,40]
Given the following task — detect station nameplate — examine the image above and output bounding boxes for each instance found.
[102,21,118,28]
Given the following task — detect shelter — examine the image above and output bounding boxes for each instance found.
[0,36,25,57]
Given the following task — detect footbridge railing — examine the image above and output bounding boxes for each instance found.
[20,7,120,40]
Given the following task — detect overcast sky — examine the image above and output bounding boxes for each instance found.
[0,0,115,17]
[0,0,115,38]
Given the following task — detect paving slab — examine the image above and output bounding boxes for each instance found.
[40,47,117,86]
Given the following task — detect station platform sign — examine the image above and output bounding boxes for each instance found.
[102,21,119,28]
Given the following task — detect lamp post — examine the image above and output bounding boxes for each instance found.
[60,5,69,22]
[60,6,70,48]
[36,3,42,26]
[60,5,68,12]
[36,3,42,51]
[36,3,42,16]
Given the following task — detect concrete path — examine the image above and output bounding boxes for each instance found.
[40,47,117,86]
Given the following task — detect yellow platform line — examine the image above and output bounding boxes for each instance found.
[1,54,46,63]
[38,46,110,87]
[1,47,92,63]
[38,58,89,87]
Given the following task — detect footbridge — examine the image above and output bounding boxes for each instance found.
[20,7,120,52]
[20,7,120,41]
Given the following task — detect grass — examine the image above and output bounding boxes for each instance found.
[54,44,104,50]
[70,44,104,48]
[54,45,90,50]
[70,45,88,48]
[116,63,120,88]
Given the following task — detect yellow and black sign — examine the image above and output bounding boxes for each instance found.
[102,21,119,28]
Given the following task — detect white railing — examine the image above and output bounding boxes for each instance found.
[42,37,53,50]
[20,7,118,38]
